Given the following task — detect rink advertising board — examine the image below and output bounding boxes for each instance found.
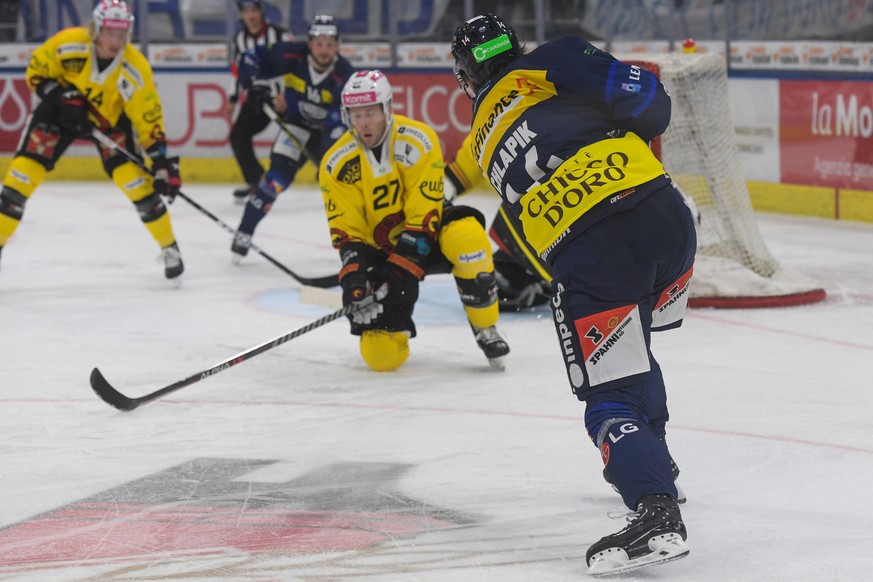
[0,71,472,172]
[728,78,781,184]
[779,79,873,191]
[1,44,872,221]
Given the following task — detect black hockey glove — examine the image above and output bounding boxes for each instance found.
[147,143,181,203]
[44,82,92,137]
[341,271,383,327]
[378,260,420,310]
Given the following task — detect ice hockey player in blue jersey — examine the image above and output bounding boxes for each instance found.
[451,14,697,576]
[230,14,355,261]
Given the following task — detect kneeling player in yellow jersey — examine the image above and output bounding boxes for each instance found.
[0,0,184,283]
[319,70,510,371]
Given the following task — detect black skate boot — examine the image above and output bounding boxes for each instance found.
[586,494,689,577]
[603,456,686,504]
[232,184,254,205]
[231,231,252,264]
[160,242,184,285]
[471,324,510,370]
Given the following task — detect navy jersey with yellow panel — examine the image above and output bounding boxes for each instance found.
[239,40,354,139]
[232,40,356,248]
[466,36,672,263]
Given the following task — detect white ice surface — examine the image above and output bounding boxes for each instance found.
[1,183,872,581]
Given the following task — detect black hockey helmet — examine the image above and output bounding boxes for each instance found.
[308,14,339,40]
[236,0,262,10]
[451,13,521,96]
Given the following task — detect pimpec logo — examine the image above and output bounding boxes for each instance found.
[0,78,33,153]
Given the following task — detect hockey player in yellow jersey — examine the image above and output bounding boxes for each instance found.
[0,0,184,282]
[320,70,510,371]
[444,132,552,311]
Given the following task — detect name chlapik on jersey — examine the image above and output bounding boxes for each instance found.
[488,120,537,194]
[471,71,555,203]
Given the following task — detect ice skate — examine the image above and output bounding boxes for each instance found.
[471,324,510,370]
[231,231,252,264]
[586,494,689,577]
[232,184,253,206]
[159,242,184,286]
[603,457,686,504]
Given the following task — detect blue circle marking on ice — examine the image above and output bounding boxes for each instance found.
[252,288,337,318]
[251,276,471,325]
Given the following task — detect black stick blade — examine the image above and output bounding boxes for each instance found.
[90,368,140,411]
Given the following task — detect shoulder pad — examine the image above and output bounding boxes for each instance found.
[395,121,435,153]
[323,137,358,176]
[52,26,91,58]
[121,59,144,87]
[335,56,355,76]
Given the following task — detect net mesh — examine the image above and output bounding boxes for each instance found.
[620,53,825,307]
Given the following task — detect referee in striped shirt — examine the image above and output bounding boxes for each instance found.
[225,0,293,202]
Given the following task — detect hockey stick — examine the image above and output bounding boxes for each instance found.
[89,129,339,288]
[261,102,321,163]
[91,286,386,411]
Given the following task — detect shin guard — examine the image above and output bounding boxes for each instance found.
[591,414,677,509]
[1,157,48,245]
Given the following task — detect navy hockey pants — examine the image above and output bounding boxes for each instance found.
[548,184,697,508]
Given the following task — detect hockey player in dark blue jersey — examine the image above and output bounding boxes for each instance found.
[230,14,355,262]
[451,14,697,576]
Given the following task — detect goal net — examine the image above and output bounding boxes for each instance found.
[621,53,826,308]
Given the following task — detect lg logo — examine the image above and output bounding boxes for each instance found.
[607,422,639,444]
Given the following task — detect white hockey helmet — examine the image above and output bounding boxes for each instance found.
[92,0,134,38]
[340,69,393,132]
[308,15,339,40]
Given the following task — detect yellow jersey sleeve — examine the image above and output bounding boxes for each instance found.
[118,47,167,150]
[320,134,371,249]
[393,117,444,236]
[24,27,85,94]
[447,132,482,194]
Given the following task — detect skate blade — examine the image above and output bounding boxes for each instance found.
[233,197,248,207]
[167,275,183,289]
[675,479,687,504]
[587,534,689,577]
[487,356,506,371]
[231,253,244,265]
